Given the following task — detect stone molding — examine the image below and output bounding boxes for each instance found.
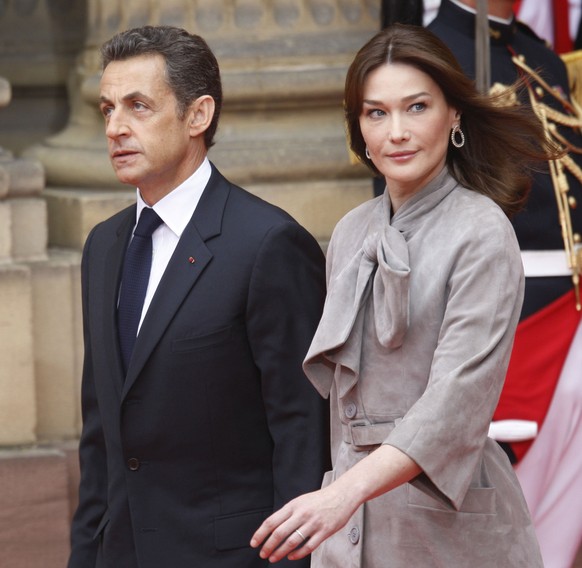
[0,0,86,86]
[0,74,80,448]
[25,0,378,188]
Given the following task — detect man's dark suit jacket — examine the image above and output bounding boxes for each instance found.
[68,163,330,568]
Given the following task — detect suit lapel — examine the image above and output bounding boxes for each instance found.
[122,165,230,397]
[104,208,136,393]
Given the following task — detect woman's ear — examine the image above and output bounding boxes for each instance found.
[451,110,462,129]
[188,95,215,137]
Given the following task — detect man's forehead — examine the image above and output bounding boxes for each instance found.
[100,55,168,97]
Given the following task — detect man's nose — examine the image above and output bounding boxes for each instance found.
[105,109,130,139]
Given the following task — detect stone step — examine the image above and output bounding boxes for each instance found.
[0,250,82,446]
[0,445,79,568]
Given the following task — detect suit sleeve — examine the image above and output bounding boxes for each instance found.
[246,220,331,507]
[68,228,108,568]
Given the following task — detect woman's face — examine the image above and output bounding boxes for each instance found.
[359,62,459,210]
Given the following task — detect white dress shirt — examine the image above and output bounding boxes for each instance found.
[132,157,212,332]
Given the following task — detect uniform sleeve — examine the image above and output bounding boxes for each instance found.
[384,210,525,509]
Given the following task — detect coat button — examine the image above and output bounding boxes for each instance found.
[127,458,140,471]
[348,526,360,544]
[344,402,357,419]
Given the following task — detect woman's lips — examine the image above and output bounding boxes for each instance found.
[387,150,417,161]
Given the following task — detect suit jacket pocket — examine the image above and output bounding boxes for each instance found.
[214,507,272,551]
[172,323,243,353]
[93,511,110,540]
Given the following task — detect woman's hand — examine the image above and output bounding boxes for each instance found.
[250,482,360,563]
[250,444,421,563]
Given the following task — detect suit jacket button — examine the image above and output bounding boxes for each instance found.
[127,458,140,471]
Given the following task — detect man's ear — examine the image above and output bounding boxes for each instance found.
[188,95,215,137]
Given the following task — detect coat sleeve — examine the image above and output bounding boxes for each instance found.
[384,208,525,510]
[246,220,331,507]
[68,227,108,568]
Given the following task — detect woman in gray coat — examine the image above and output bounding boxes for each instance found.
[252,24,555,567]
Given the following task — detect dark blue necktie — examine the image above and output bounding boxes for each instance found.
[117,207,163,373]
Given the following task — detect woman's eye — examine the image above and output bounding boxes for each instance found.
[368,109,385,118]
[410,102,426,112]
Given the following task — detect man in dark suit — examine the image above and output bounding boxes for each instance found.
[67,25,330,568]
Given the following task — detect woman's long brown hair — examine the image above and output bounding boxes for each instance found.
[345,24,558,217]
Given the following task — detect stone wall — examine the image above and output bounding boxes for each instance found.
[0,73,82,566]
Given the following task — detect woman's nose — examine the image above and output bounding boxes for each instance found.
[388,116,410,142]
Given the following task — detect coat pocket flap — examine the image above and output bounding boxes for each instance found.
[214,507,271,551]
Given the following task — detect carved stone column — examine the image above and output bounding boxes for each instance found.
[27,0,379,247]
[0,76,41,446]
[0,71,82,448]
[0,73,81,567]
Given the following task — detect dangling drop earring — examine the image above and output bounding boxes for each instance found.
[450,124,465,148]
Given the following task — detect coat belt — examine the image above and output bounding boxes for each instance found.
[341,419,402,451]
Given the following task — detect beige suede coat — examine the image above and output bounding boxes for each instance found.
[304,169,543,567]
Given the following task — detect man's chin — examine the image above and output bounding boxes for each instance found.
[111,166,139,187]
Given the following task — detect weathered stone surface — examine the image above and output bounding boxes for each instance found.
[44,175,372,250]
[0,200,11,262]
[0,448,71,568]
[247,177,372,242]
[9,197,48,261]
[0,162,9,198]
[0,3,85,153]
[31,250,83,442]
[208,106,359,185]
[0,3,86,87]
[0,157,45,197]
[0,264,36,445]
[0,77,10,107]
[24,0,379,189]
[45,188,134,250]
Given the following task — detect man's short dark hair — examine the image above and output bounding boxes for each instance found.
[101,25,222,148]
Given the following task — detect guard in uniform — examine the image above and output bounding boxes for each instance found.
[429,2,582,567]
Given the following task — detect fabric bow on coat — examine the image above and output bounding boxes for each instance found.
[304,195,411,399]
[304,169,459,400]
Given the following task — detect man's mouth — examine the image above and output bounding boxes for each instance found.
[112,149,138,158]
